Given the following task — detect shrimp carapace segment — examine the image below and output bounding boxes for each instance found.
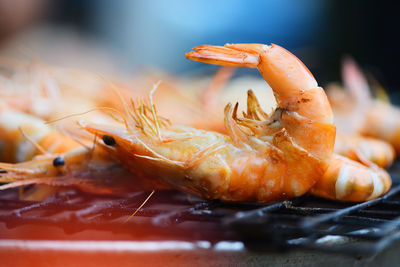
[186,43,333,124]
[310,154,391,202]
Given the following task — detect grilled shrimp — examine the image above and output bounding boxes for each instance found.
[0,107,87,199]
[0,110,165,195]
[0,108,155,194]
[73,43,335,203]
[0,145,156,194]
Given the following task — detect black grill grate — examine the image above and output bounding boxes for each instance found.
[1,163,400,256]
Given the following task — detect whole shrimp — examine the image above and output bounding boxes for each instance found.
[74,43,334,202]
[0,109,159,195]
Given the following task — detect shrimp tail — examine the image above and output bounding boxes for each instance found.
[187,43,333,124]
[186,45,260,68]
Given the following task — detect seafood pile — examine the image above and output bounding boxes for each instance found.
[0,43,397,203]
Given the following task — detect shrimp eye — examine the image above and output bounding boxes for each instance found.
[53,157,65,167]
[102,135,116,146]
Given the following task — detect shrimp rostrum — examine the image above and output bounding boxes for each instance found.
[78,43,336,202]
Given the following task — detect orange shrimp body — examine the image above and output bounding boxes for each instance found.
[0,108,80,163]
[80,43,335,203]
[311,154,391,202]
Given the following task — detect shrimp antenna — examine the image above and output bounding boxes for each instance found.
[138,98,157,136]
[98,75,136,133]
[57,125,91,151]
[134,136,184,167]
[223,103,249,145]
[18,127,49,155]
[149,80,162,140]
[46,107,131,132]
[123,190,155,224]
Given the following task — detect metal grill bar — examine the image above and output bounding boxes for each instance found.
[1,163,400,255]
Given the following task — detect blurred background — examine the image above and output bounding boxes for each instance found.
[0,0,399,98]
